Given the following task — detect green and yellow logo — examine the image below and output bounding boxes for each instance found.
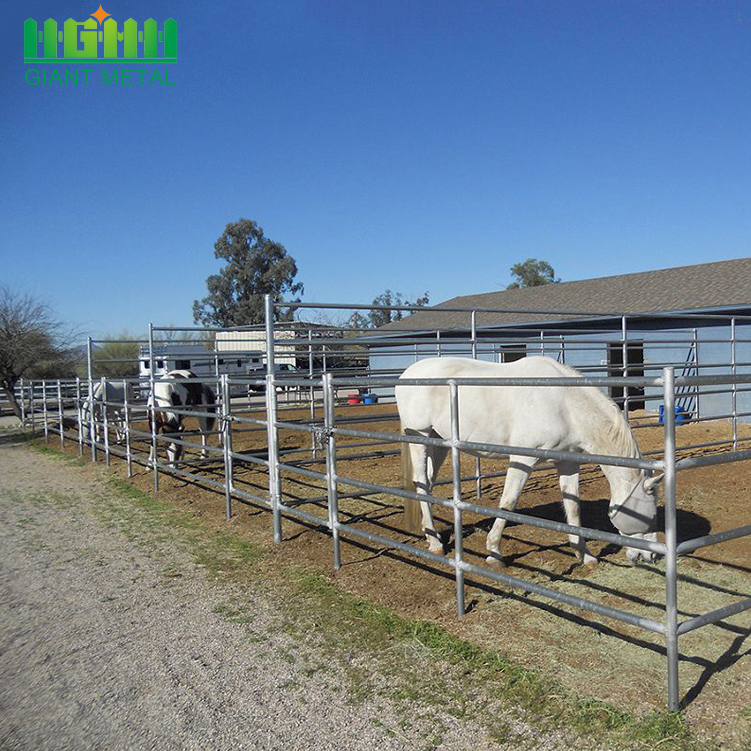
[24,5,176,64]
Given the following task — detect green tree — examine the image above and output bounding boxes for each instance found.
[88,332,140,378]
[506,258,560,289]
[193,219,303,327]
[345,311,370,331]
[0,288,77,419]
[367,290,429,329]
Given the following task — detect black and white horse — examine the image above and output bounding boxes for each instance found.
[147,370,219,466]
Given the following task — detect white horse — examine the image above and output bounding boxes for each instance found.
[396,356,663,566]
[147,370,219,467]
[82,381,135,444]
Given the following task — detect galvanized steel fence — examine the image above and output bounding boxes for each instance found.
[15,295,751,712]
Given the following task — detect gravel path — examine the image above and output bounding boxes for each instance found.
[0,434,542,751]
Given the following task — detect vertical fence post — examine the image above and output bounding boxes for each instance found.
[692,327,701,424]
[323,373,342,569]
[19,378,26,426]
[621,315,630,416]
[30,381,35,436]
[148,323,159,493]
[76,377,83,458]
[471,310,482,500]
[215,365,222,476]
[123,379,133,478]
[42,380,49,443]
[265,295,282,544]
[87,337,96,462]
[222,373,233,520]
[57,380,64,450]
[731,318,737,450]
[449,380,465,617]
[663,366,679,711]
[308,329,316,459]
[101,377,111,467]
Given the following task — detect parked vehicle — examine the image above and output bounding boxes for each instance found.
[139,345,264,380]
[247,363,298,395]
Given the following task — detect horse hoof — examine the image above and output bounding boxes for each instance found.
[485,555,506,571]
[582,556,598,568]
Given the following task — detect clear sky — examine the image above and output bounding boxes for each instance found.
[1,1,750,339]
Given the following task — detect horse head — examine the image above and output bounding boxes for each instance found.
[608,471,664,562]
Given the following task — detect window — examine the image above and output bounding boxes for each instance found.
[142,360,149,370]
[501,345,525,363]
[175,359,190,369]
[236,359,242,367]
[157,360,164,368]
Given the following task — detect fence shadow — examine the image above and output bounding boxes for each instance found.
[0,429,29,447]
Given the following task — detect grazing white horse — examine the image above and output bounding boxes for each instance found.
[396,356,663,566]
[82,381,135,444]
[147,370,219,467]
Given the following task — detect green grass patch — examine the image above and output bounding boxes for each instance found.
[30,441,84,465]
[286,569,701,750]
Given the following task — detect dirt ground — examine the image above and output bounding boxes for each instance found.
[55,399,751,747]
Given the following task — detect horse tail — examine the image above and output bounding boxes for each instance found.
[401,423,421,533]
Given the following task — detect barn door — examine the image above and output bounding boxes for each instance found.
[607,342,644,411]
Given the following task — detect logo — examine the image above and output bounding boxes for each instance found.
[24,5,176,64]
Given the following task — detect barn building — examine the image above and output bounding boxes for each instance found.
[368,257,751,421]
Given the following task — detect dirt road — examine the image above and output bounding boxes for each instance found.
[0,432,564,751]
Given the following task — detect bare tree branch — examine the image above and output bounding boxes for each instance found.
[0,287,79,418]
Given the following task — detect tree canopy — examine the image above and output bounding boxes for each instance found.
[193,219,303,327]
[0,287,77,419]
[506,258,560,289]
[351,290,430,329]
[88,332,140,378]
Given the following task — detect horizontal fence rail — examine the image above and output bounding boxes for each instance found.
[16,294,751,713]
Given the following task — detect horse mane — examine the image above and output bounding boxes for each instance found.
[550,360,640,459]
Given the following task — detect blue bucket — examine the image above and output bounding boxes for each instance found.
[362,393,378,405]
[658,405,689,425]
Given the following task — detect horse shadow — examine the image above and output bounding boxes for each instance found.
[457,496,712,553]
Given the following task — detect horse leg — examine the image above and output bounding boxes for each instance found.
[172,425,185,466]
[148,426,157,467]
[408,440,443,554]
[167,437,179,467]
[94,405,101,445]
[426,444,449,552]
[557,462,597,566]
[198,414,209,459]
[115,411,124,444]
[486,455,537,568]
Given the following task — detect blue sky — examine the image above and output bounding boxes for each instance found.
[1,1,750,338]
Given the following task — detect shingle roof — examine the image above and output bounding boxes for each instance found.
[379,257,751,332]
